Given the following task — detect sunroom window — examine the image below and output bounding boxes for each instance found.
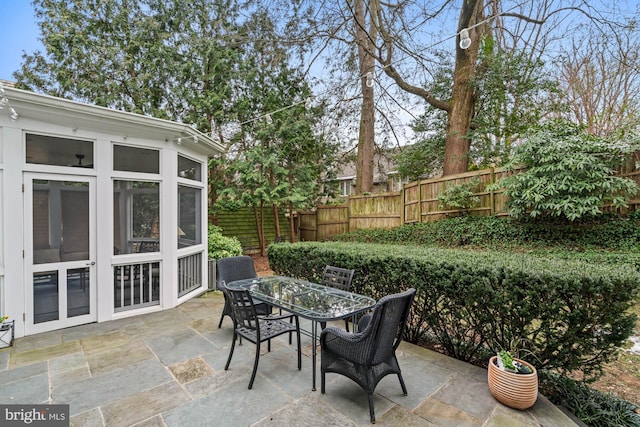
[178,155,202,181]
[178,185,201,248]
[113,181,160,254]
[113,145,159,174]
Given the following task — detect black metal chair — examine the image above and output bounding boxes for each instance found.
[224,288,302,389]
[320,288,416,424]
[216,256,271,328]
[320,265,355,331]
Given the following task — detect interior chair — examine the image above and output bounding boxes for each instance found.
[320,288,416,424]
[224,288,301,389]
[216,256,271,328]
[320,265,355,331]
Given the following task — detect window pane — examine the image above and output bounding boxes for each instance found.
[178,155,202,181]
[68,267,90,317]
[33,180,89,264]
[26,134,94,168]
[114,181,160,255]
[178,185,201,248]
[34,271,59,324]
[113,145,159,174]
[340,180,351,196]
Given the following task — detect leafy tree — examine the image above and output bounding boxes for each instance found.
[492,120,639,221]
[16,0,173,117]
[214,11,337,255]
[397,41,564,179]
[15,0,242,130]
[469,44,565,167]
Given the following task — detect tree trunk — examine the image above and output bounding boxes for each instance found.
[208,158,218,225]
[287,201,296,243]
[272,203,281,240]
[253,203,266,257]
[259,202,266,256]
[354,0,377,194]
[443,0,483,176]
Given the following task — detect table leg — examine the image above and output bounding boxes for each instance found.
[312,320,317,391]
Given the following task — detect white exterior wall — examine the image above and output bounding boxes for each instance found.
[0,87,220,337]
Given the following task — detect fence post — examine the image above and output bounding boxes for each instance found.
[490,167,496,216]
[419,180,423,223]
[400,188,405,225]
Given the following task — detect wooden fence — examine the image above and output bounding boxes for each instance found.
[215,208,291,252]
[299,163,640,241]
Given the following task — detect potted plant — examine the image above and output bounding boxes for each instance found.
[0,315,14,348]
[487,350,538,410]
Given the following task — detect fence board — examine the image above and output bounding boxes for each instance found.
[404,182,421,224]
[348,193,402,229]
[221,162,640,244]
[316,205,349,240]
[298,210,317,241]
[216,208,291,252]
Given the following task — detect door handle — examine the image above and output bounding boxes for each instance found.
[86,261,96,266]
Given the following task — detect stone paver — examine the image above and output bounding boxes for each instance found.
[168,357,215,384]
[9,340,82,368]
[0,291,579,427]
[101,381,191,427]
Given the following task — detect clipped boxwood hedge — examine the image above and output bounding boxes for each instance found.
[333,214,640,253]
[267,241,640,378]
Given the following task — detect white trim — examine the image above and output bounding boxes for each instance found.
[4,86,223,153]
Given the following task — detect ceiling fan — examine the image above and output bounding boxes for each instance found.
[73,153,93,168]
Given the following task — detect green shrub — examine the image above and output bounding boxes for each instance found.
[437,179,481,211]
[539,371,640,427]
[333,215,640,256]
[489,120,638,221]
[207,224,242,259]
[268,241,639,378]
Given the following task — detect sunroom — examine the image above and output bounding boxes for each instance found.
[0,84,222,338]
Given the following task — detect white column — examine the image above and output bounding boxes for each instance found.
[2,125,26,337]
[162,146,179,308]
[95,138,113,322]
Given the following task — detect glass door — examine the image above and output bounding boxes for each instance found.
[24,174,96,334]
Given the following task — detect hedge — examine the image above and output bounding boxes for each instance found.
[333,214,640,252]
[267,241,640,378]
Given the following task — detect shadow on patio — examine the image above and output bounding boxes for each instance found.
[0,292,580,426]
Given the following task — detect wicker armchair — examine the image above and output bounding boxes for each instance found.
[320,265,355,331]
[320,288,416,424]
[224,288,301,389]
[216,256,271,328]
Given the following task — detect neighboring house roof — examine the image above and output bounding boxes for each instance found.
[335,148,402,184]
[3,85,223,155]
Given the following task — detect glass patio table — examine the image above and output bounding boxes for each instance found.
[226,275,376,390]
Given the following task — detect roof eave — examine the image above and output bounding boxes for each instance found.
[4,87,224,154]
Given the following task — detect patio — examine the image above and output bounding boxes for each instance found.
[0,291,580,427]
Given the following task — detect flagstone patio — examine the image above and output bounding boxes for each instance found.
[0,291,581,426]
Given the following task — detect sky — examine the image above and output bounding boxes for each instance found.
[0,2,41,81]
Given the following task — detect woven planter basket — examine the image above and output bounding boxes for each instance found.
[487,355,538,410]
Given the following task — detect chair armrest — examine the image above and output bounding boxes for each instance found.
[320,326,373,364]
[357,314,372,332]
